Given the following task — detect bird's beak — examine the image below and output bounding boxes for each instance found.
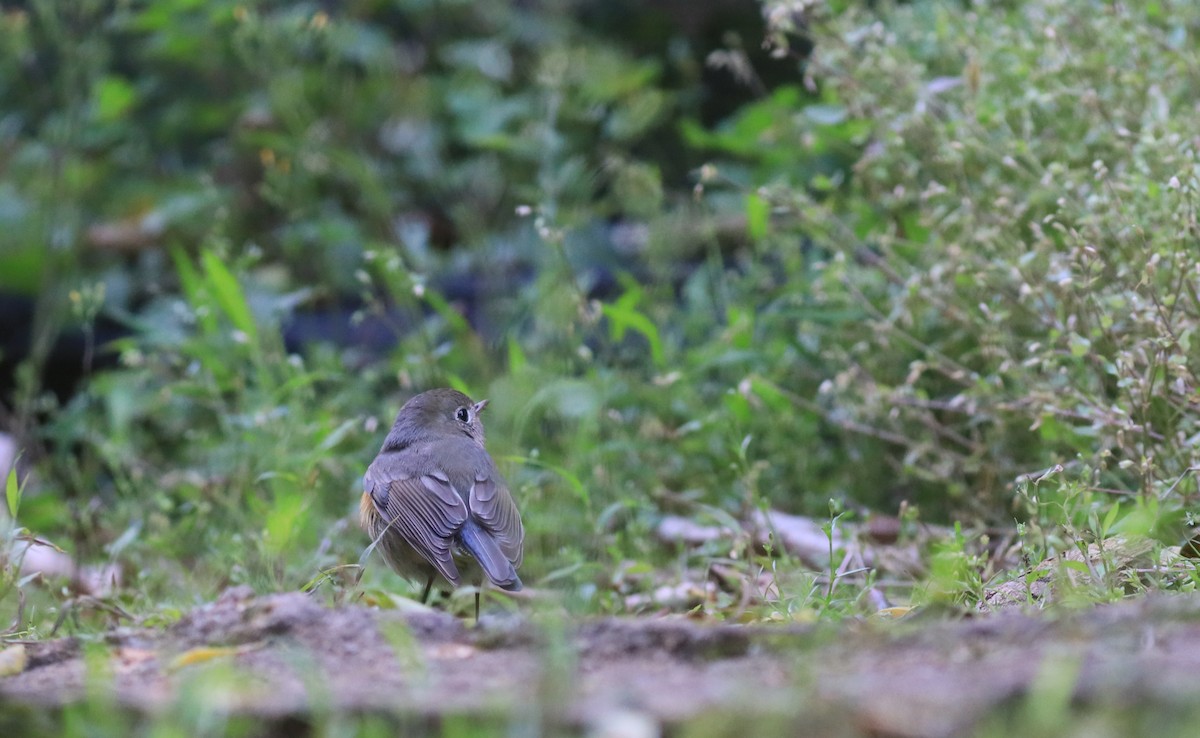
[474,399,489,413]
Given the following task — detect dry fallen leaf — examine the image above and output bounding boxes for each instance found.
[0,643,27,677]
[168,643,263,671]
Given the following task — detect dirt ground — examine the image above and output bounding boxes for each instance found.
[5,588,1200,736]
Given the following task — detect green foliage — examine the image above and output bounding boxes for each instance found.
[740,0,1200,527]
[32,246,377,602]
[5,0,1200,636]
[919,523,984,607]
[13,8,1200,736]
[1,463,30,614]
[0,0,710,623]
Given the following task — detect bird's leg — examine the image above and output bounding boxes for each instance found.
[474,590,481,623]
[420,573,435,604]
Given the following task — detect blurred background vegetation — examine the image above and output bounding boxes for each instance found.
[2,0,1200,629]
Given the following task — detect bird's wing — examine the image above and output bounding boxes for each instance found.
[365,464,468,586]
[469,469,525,568]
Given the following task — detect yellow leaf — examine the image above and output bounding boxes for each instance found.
[168,644,260,671]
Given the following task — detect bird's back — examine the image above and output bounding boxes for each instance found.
[364,438,524,590]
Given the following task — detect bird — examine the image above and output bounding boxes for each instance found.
[360,388,524,618]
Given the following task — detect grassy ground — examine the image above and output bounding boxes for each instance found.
[3,0,1200,734]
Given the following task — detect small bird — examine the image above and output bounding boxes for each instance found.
[360,388,524,617]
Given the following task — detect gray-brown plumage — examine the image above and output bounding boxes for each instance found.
[361,388,524,608]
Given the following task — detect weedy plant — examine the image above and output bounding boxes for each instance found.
[5,0,1200,632]
[14,0,1200,734]
[682,0,1200,604]
[755,0,1200,515]
[1,462,33,632]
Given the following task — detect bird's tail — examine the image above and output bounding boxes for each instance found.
[459,519,522,591]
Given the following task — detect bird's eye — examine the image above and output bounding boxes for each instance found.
[456,407,470,423]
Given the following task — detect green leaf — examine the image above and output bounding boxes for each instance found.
[1060,559,1090,574]
[171,247,218,337]
[745,193,770,242]
[1101,501,1120,536]
[94,76,136,123]
[507,335,527,374]
[421,287,472,337]
[723,389,752,424]
[317,419,358,453]
[445,374,473,398]
[749,376,789,407]
[263,491,308,556]
[5,457,20,519]
[600,298,665,367]
[201,250,259,343]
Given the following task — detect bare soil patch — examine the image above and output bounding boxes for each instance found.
[5,589,1200,736]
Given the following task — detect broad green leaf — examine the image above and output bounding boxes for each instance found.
[745,192,770,242]
[171,247,218,337]
[1101,502,1121,536]
[1060,559,1091,574]
[421,287,471,337]
[507,335,527,374]
[94,76,136,122]
[601,301,664,366]
[749,376,790,407]
[201,250,259,343]
[317,419,357,453]
[263,492,307,556]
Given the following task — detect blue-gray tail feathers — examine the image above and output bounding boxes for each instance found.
[459,519,522,591]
